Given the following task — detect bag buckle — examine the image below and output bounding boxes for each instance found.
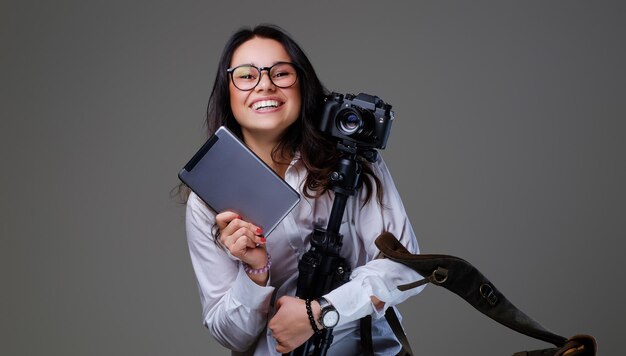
[429,267,448,285]
[480,283,498,306]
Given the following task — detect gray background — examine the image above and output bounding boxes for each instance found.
[2,1,624,355]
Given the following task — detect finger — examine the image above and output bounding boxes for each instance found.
[226,228,256,251]
[238,227,266,248]
[267,313,280,332]
[219,219,251,246]
[232,233,259,254]
[274,339,291,354]
[220,224,248,249]
[277,342,296,354]
[215,211,240,231]
[276,344,287,353]
[221,218,263,239]
[274,296,284,310]
[239,227,264,249]
[240,231,261,249]
[223,229,265,251]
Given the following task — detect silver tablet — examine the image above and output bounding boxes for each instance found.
[179,126,300,236]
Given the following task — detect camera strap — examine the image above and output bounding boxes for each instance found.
[367,232,597,356]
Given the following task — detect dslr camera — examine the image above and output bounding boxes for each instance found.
[320,92,394,149]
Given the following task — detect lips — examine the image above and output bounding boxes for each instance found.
[251,99,283,111]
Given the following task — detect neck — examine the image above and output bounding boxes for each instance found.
[242,130,292,178]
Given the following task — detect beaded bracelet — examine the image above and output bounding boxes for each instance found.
[243,253,272,274]
[305,299,322,335]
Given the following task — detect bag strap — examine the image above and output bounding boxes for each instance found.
[374,232,597,356]
[359,316,374,356]
[359,310,414,356]
[385,307,415,356]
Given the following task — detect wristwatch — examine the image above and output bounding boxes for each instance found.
[316,297,339,329]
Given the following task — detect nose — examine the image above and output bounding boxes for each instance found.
[255,69,276,91]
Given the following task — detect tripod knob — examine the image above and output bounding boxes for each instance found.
[330,171,343,182]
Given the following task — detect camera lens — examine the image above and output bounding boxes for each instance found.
[337,108,374,139]
[339,111,361,134]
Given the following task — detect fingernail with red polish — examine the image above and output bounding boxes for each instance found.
[256,227,263,235]
[260,236,267,243]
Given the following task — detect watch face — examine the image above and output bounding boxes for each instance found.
[322,310,339,328]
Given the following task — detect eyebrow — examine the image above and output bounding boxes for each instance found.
[230,61,290,68]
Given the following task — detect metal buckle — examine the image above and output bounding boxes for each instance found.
[479,283,498,306]
[429,267,448,285]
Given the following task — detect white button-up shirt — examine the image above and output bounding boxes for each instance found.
[185,155,424,355]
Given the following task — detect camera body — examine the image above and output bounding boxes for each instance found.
[320,92,394,149]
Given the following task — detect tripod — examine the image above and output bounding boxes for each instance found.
[286,142,378,356]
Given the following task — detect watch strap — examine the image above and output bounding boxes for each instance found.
[317,297,332,310]
[316,297,338,329]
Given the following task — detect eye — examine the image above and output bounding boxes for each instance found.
[273,71,292,78]
[233,66,258,80]
[271,63,296,78]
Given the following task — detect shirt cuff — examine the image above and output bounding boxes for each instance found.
[323,279,375,328]
[324,264,424,326]
[231,264,275,313]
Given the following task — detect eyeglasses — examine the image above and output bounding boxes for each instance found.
[227,62,298,91]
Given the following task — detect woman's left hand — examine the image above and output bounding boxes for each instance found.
[268,296,318,353]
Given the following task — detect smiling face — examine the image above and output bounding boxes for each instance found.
[229,37,302,145]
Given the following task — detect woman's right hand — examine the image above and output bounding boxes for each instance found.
[215,211,268,271]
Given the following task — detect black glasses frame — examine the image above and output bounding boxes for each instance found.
[226,61,298,91]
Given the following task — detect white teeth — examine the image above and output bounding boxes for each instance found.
[252,100,280,110]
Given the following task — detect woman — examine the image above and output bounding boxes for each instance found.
[184,24,424,355]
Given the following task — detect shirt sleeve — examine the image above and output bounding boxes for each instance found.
[323,157,425,326]
[185,192,275,352]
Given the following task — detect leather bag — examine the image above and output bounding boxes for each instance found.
[373,232,597,356]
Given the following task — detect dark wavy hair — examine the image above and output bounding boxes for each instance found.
[178,24,382,205]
